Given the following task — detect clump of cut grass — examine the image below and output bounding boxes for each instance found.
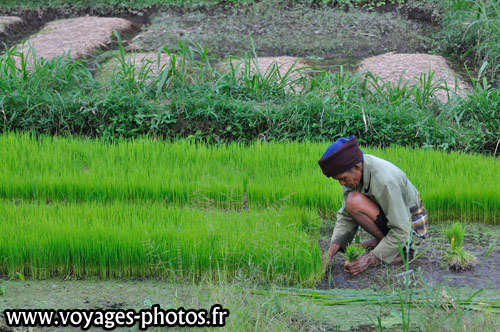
[443,222,476,271]
[344,244,366,262]
[14,17,133,66]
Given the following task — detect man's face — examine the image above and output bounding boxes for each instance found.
[332,165,362,189]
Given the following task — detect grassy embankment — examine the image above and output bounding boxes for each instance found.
[0,0,499,153]
[436,0,500,87]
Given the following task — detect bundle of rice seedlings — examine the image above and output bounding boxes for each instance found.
[344,244,366,263]
[443,222,476,271]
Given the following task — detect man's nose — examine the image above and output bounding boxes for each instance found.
[339,180,346,186]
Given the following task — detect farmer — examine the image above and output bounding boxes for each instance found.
[319,136,428,275]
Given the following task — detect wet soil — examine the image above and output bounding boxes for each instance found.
[318,223,500,290]
[0,279,398,332]
[1,2,440,72]
[128,2,438,70]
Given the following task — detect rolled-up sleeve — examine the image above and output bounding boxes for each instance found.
[371,181,411,263]
[331,191,358,249]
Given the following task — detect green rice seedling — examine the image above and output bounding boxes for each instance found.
[0,200,322,284]
[443,222,476,271]
[0,272,24,295]
[0,134,500,223]
[344,244,366,263]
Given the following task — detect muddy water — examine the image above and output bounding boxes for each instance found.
[304,55,363,74]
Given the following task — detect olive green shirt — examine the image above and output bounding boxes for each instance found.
[331,154,419,263]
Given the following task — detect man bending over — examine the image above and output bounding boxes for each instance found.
[318,136,428,275]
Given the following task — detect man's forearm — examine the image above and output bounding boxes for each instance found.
[326,242,341,266]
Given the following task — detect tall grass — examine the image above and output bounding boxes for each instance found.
[438,0,500,86]
[1,133,499,223]
[0,200,321,283]
[216,47,311,99]
[108,33,215,97]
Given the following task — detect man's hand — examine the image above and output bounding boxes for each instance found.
[344,252,379,275]
[323,243,341,273]
[361,238,379,250]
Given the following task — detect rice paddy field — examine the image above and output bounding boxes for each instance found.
[0,133,499,330]
[1,0,500,331]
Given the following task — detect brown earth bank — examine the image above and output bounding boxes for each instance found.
[0,16,22,37]
[0,6,153,49]
[15,17,134,64]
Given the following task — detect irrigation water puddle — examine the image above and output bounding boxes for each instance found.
[319,223,500,290]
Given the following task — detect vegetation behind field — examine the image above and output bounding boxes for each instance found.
[0,0,499,154]
[1,40,499,154]
[0,0,435,10]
